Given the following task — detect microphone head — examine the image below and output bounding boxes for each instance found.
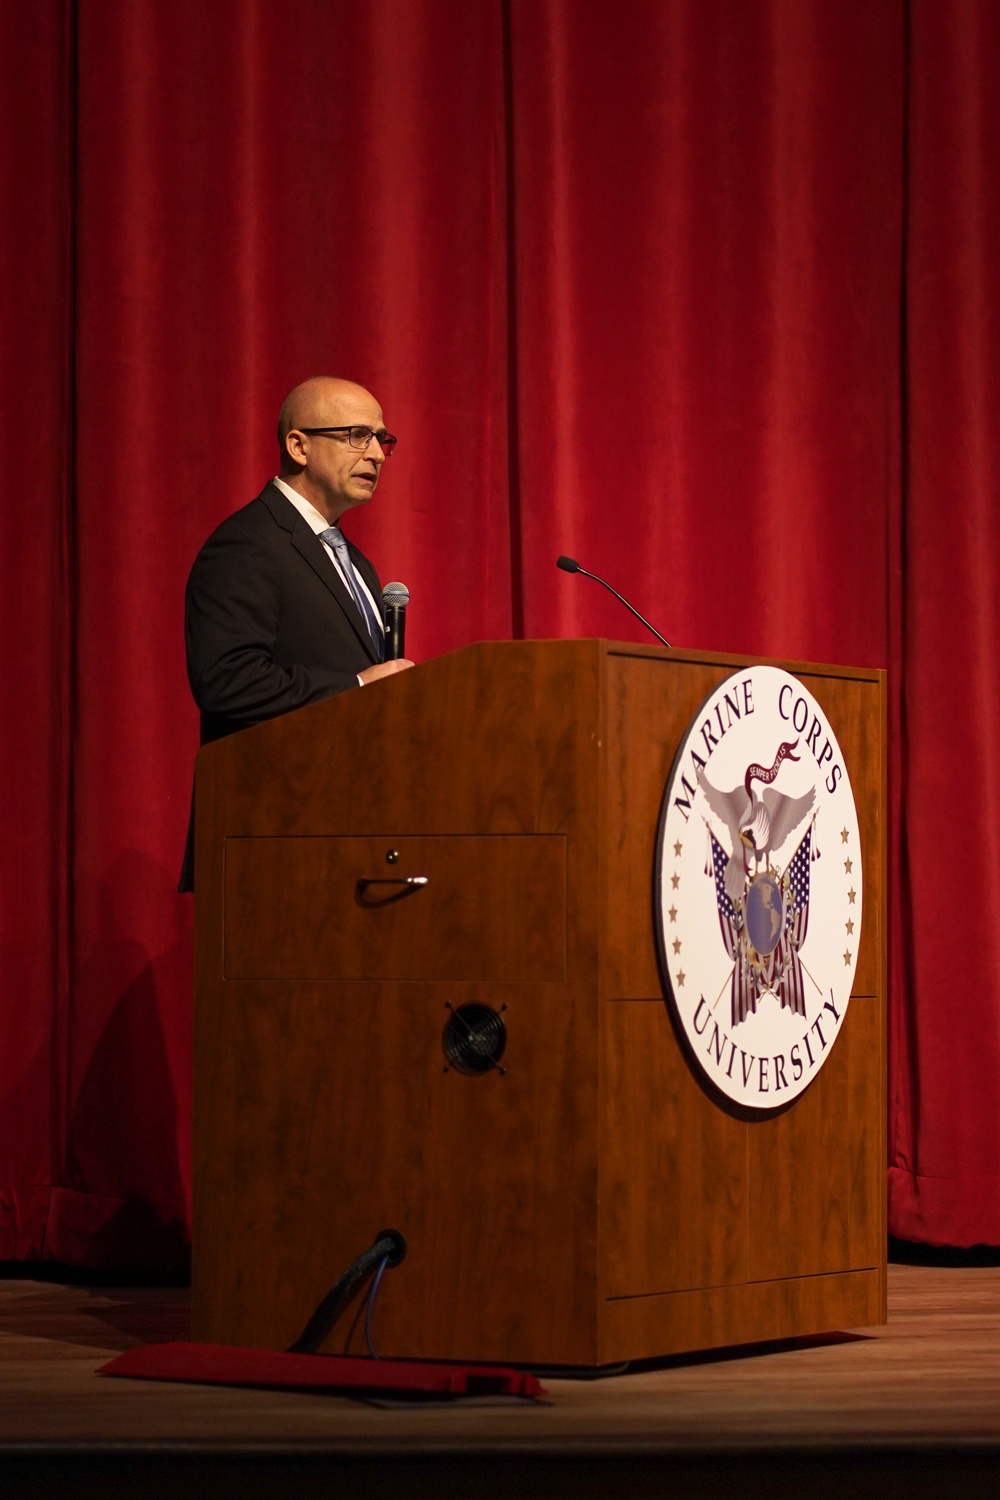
[382,581,410,608]
[556,555,580,573]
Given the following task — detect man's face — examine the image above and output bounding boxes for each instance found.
[286,385,388,523]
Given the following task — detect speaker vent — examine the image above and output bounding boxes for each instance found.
[443,1003,507,1075]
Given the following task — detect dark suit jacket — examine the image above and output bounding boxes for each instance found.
[180,481,383,888]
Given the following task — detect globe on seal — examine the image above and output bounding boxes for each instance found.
[744,872,785,957]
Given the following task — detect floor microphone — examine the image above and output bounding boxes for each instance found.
[556,556,671,648]
[382,582,410,660]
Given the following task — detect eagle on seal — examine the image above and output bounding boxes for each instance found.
[698,739,816,901]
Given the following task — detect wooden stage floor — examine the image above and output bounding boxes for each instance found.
[3,1263,1000,1497]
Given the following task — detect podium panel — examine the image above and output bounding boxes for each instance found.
[192,641,886,1365]
[224,834,567,982]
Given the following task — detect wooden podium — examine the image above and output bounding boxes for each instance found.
[192,640,886,1366]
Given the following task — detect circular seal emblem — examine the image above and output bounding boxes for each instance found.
[655,666,862,1112]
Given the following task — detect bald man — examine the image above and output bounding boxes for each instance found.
[180,377,413,888]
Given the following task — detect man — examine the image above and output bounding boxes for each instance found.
[180,376,413,888]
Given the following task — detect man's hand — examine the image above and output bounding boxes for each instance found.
[358,658,415,685]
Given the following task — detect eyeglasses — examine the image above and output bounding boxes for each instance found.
[298,425,397,457]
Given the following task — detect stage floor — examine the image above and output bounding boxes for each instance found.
[3,1263,1000,1497]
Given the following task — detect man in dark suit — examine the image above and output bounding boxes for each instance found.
[181,376,413,887]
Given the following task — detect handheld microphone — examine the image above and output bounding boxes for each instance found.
[556,556,671,648]
[382,582,410,660]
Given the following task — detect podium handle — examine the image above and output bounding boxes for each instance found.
[355,875,429,907]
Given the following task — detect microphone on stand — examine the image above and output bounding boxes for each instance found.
[381,582,410,661]
[556,556,671,649]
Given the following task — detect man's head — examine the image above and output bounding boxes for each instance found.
[277,376,393,524]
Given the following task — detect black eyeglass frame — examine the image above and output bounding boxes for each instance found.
[297,425,397,456]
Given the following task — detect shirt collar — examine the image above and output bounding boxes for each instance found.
[272,476,331,536]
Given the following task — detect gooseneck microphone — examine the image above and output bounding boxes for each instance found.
[556,556,671,648]
[382,582,410,660]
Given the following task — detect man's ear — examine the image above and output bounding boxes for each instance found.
[283,429,308,469]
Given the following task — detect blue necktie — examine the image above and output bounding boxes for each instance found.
[320,526,384,661]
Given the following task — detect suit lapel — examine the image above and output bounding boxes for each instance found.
[259,482,381,664]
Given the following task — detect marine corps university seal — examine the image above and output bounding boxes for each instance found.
[655,666,862,1112]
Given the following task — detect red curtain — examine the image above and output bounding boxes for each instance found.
[506,0,902,663]
[889,0,1000,1245]
[0,0,73,1258]
[0,0,995,1265]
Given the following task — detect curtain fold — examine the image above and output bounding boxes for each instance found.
[889,0,1000,1245]
[0,0,73,1260]
[0,0,997,1265]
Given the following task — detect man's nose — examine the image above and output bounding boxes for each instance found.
[366,435,386,462]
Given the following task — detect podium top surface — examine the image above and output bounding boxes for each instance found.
[516,638,884,682]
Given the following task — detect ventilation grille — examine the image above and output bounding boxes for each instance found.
[443,1003,507,1075]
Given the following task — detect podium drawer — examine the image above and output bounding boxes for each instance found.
[223,833,567,982]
